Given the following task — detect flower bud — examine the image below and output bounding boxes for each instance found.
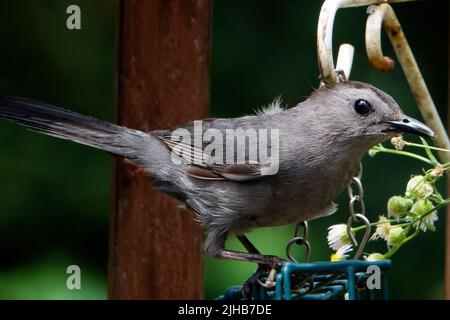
[387,196,413,219]
[387,226,404,246]
[368,148,379,157]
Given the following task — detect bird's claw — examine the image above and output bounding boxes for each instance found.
[241,259,285,299]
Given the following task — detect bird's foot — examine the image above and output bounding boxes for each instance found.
[241,261,284,300]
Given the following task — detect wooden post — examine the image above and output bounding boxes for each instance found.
[109,0,210,299]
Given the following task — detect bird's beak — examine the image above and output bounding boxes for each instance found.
[381,116,435,138]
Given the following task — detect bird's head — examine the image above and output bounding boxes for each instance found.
[308,81,435,147]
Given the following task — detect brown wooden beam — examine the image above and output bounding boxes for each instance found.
[109,0,211,299]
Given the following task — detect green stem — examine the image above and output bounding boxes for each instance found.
[384,226,420,259]
[404,142,450,153]
[441,162,450,169]
[373,146,434,165]
[351,218,409,233]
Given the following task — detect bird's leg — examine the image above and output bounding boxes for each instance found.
[236,234,278,280]
[210,232,283,265]
[214,249,285,266]
[218,234,284,299]
[236,234,261,254]
[211,234,286,298]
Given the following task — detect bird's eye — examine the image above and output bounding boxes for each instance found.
[354,99,372,116]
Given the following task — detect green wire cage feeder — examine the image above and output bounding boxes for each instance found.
[218,260,391,300]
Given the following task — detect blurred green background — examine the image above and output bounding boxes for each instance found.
[0,0,447,299]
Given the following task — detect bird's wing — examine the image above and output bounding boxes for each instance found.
[153,118,277,182]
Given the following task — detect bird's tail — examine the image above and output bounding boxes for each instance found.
[0,96,156,162]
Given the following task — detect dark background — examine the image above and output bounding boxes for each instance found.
[0,0,447,299]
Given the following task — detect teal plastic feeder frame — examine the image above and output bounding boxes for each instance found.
[217,259,391,300]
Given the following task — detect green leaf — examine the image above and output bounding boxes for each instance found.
[420,137,438,164]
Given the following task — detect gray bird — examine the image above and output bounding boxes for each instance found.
[0,81,435,268]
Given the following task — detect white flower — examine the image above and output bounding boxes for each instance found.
[330,244,353,262]
[327,224,351,250]
[410,199,438,232]
[422,211,438,231]
[406,175,433,198]
[370,216,391,241]
[415,212,439,232]
[365,253,385,261]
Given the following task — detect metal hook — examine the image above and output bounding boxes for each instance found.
[317,0,412,85]
[365,3,450,162]
[347,213,371,260]
[317,0,354,84]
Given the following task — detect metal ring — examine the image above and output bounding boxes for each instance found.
[286,237,311,263]
[349,195,366,219]
[347,177,364,199]
[294,221,308,240]
[356,162,363,179]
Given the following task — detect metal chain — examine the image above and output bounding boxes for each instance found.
[286,221,311,263]
[285,164,371,262]
[346,163,371,260]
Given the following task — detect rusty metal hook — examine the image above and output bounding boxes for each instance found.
[365,3,450,162]
[317,0,414,85]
